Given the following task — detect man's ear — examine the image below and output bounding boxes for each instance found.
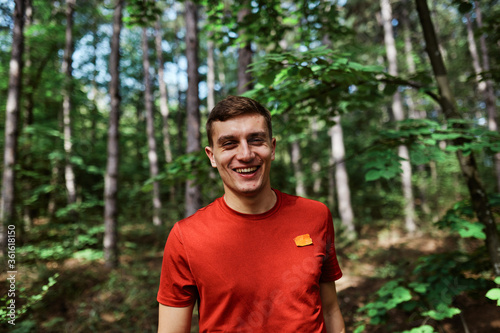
[205,146,217,168]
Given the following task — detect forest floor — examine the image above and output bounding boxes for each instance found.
[336,227,500,333]
[1,222,499,332]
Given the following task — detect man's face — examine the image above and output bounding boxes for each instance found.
[205,114,276,199]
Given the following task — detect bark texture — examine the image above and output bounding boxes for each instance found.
[416,0,500,276]
[381,0,416,234]
[291,140,307,197]
[207,38,215,111]
[472,1,500,192]
[154,20,173,164]
[184,1,201,217]
[142,28,162,226]
[1,0,25,253]
[62,0,77,206]
[330,115,355,237]
[103,0,123,268]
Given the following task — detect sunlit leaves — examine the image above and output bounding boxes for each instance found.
[485,277,500,306]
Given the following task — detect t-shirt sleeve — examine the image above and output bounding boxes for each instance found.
[157,223,198,307]
[320,210,343,282]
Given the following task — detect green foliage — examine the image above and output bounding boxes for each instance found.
[359,279,412,325]
[485,277,500,306]
[363,150,404,181]
[400,326,436,333]
[19,224,105,262]
[247,46,385,122]
[436,198,491,240]
[357,249,490,331]
[360,118,500,181]
[355,194,500,330]
[125,0,162,27]
[0,274,59,325]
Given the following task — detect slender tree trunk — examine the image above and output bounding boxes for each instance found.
[291,140,307,197]
[207,38,215,111]
[237,2,253,94]
[62,0,77,208]
[21,0,34,230]
[155,20,173,164]
[103,0,123,269]
[311,118,322,195]
[142,27,162,226]
[47,161,60,217]
[1,0,25,253]
[381,0,417,233]
[90,25,100,144]
[401,3,420,119]
[416,0,500,276]
[473,1,500,191]
[321,8,356,239]
[184,1,201,217]
[402,2,433,216]
[330,116,356,238]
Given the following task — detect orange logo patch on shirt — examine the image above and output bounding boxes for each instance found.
[294,234,313,247]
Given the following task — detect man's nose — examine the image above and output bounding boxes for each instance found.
[236,142,254,161]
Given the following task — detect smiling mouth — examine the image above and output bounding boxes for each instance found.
[234,166,259,174]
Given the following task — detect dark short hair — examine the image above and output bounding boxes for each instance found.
[206,96,273,146]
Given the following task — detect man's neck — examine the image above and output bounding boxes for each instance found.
[223,188,277,215]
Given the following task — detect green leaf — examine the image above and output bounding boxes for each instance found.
[423,304,460,320]
[400,325,436,333]
[365,169,381,181]
[409,282,429,294]
[457,221,486,239]
[485,288,500,306]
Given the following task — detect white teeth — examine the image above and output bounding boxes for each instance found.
[235,167,258,173]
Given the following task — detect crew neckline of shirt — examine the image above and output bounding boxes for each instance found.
[217,189,282,220]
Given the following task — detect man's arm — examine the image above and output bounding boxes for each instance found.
[320,281,345,333]
[158,303,194,333]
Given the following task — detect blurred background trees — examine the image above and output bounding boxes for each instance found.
[0,0,499,331]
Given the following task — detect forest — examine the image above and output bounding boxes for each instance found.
[0,0,499,331]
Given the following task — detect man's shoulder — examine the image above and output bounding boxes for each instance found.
[279,191,329,211]
[176,198,221,227]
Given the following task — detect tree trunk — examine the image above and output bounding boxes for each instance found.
[1,0,25,254]
[291,140,307,197]
[402,3,432,216]
[330,116,356,238]
[237,3,253,94]
[90,26,99,145]
[184,0,201,217]
[381,0,417,234]
[311,118,322,195]
[103,0,123,269]
[416,0,500,276]
[321,7,356,239]
[142,27,162,226]
[472,1,500,191]
[21,0,34,230]
[207,38,215,111]
[62,0,77,208]
[154,19,173,164]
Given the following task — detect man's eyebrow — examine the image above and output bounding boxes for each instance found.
[217,135,237,145]
[216,131,268,145]
[248,131,267,138]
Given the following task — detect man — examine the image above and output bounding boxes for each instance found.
[157,96,345,333]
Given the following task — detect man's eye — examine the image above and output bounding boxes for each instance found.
[222,141,235,147]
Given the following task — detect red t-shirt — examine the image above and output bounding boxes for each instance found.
[157,190,342,332]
